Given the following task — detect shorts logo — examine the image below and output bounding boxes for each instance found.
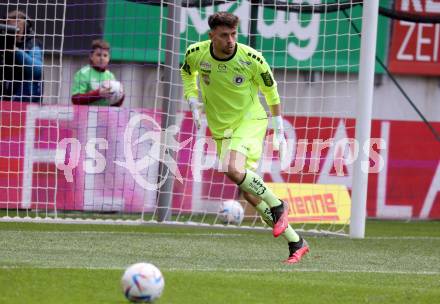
[241,145,250,151]
[233,75,245,85]
[260,71,274,87]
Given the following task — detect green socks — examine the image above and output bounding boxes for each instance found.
[255,201,300,243]
[239,170,300,242]
[238,170,282,208]
[283,224,301,243]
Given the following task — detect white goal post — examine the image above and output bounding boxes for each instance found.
[350,0,379,238]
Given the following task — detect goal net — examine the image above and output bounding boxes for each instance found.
[0,0,383,237]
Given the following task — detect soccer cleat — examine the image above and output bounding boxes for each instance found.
[284,238,310,265]
[271,201,289,238]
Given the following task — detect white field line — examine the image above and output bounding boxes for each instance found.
[366,236,440,240]
[0,265,439,275]
[1,230,440,240]
[0,230,248,237]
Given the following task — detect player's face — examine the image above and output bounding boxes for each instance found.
[6,18,26,42]
[90,48,110,69]
[209,25,237,58]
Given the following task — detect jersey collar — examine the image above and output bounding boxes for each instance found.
[210,42,237,62]
[89,63,107,72]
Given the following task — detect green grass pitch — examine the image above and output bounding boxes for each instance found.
[0,220,439,303]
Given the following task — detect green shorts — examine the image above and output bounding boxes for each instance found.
[214,119,268,170]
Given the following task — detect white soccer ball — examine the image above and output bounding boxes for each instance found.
[121,262,164,303]
[101,79,124,105]
[219,200,244,225]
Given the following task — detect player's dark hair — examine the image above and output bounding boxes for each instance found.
[90,39,110,52]
[208,12,239,30]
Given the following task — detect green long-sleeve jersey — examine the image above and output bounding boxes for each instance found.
[181,40,280,138]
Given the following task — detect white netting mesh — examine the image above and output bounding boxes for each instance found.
[0,0,378,236]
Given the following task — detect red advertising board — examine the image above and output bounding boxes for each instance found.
[176,115,440,219]
[389,0,440,75]
[0,101,439,219]
[0,102,159,212]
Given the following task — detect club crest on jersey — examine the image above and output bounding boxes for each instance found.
[202,73,210,85]
[233,75,245,86]
[200,61,211,73]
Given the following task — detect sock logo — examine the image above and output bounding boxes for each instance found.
[250,177,266,196]
[264,208,274,222]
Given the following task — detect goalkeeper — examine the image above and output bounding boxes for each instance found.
[181,12,309,264]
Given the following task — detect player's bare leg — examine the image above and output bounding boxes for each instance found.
[221,148,246,184]
[242,191,260,207]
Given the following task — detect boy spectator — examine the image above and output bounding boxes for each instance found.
[71,39,124,106]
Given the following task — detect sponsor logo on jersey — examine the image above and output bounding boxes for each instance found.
[260,71,274,87]
[200,61,211,72]
[202,73,210,85]
[233,75,245,85]
[90,79,100,90]
[217,63,227,72]
[239,59,252,66]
